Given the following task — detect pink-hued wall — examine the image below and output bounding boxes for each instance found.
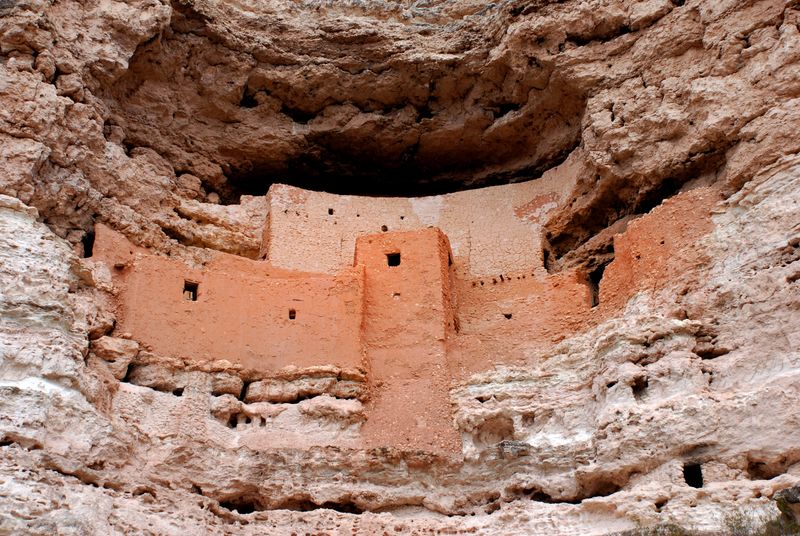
[96,225,365,373]
[355,228,462,452]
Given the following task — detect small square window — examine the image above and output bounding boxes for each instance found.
[386,252,401,267]
[288,308,296,320]
[183,281,198,301]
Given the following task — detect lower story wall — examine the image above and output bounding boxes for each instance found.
[95,226,366,373]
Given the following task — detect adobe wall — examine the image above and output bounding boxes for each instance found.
[355,228,461,452]
[94,225,366,373]
[355,228,455,357]
[450,270,592,376]
[262,153,580,278]
[448,186,720,377]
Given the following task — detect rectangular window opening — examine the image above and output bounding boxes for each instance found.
[587,263,607,308]
[81,230,95,258]
[386,252,401,267]
[183,281,198,301]
[683,463,703,488]
[288,308,296,320]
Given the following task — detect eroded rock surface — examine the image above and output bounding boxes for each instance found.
[1,0,799,534]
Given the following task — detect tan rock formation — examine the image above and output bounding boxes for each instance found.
[1,0,800,534]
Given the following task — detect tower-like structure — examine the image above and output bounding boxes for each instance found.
[355,228,460,453]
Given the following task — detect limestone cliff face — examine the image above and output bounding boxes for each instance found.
[1,0,799,534]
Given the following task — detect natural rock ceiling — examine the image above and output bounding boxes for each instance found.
[1,0,800,534]
[2,0,798,261]
[106,0,587,197]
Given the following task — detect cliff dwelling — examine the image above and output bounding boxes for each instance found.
[1,0,800,534]
[90,172,718,455]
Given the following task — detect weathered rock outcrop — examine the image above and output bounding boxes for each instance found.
[1,0,799,534]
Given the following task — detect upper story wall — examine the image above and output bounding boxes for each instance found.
[262,154,579,278]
